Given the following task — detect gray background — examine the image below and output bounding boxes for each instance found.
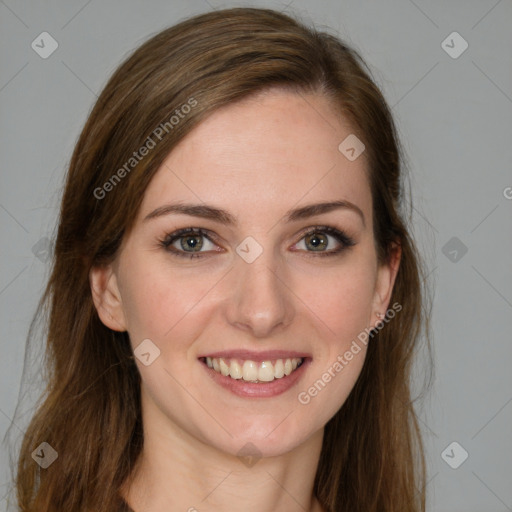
[1,1,511,511]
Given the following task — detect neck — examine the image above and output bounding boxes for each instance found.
[121,393,325,512]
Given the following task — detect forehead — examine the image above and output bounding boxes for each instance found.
[138,89,372,227]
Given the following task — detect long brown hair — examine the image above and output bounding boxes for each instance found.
[8,7,432,511]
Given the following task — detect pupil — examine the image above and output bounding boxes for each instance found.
[307,233,326,250]
[182,235,202,251]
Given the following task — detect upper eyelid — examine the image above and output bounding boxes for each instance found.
[164,227,220,244]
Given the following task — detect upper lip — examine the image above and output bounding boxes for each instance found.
[198,350,311,362]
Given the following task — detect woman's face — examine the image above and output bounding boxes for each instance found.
[92,89,399,458]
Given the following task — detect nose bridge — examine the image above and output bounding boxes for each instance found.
[225,245,294,337]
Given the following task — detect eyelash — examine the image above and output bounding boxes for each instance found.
[159,226,356,260]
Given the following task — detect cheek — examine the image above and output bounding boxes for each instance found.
[296,260,377,342]
[118,256,223,345]
[293,268,373,428]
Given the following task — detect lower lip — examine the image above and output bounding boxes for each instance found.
[200,359,310,398]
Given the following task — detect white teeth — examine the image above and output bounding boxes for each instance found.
[230,360,243,379]
[205,357,304,382]
[242,360,258,382]
[274,359,284,379]
[284,359,292,376]
[219,358,230,376]
[258,361,274,382]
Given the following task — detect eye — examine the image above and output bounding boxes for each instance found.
[160,225,356,260]
[292,226,356,257]
[159,228,220,259]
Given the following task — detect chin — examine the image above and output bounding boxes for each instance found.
[200,413,320,460]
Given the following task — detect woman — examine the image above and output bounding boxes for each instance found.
[12,7,432,512]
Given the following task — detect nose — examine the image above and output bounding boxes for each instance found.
[224,253,295,339]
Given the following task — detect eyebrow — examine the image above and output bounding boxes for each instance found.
[143,199,365,227]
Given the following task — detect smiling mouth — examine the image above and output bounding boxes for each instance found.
[200,356,305,383]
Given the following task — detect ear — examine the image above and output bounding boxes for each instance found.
[371,241,401,328]
[89,264,127,332]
